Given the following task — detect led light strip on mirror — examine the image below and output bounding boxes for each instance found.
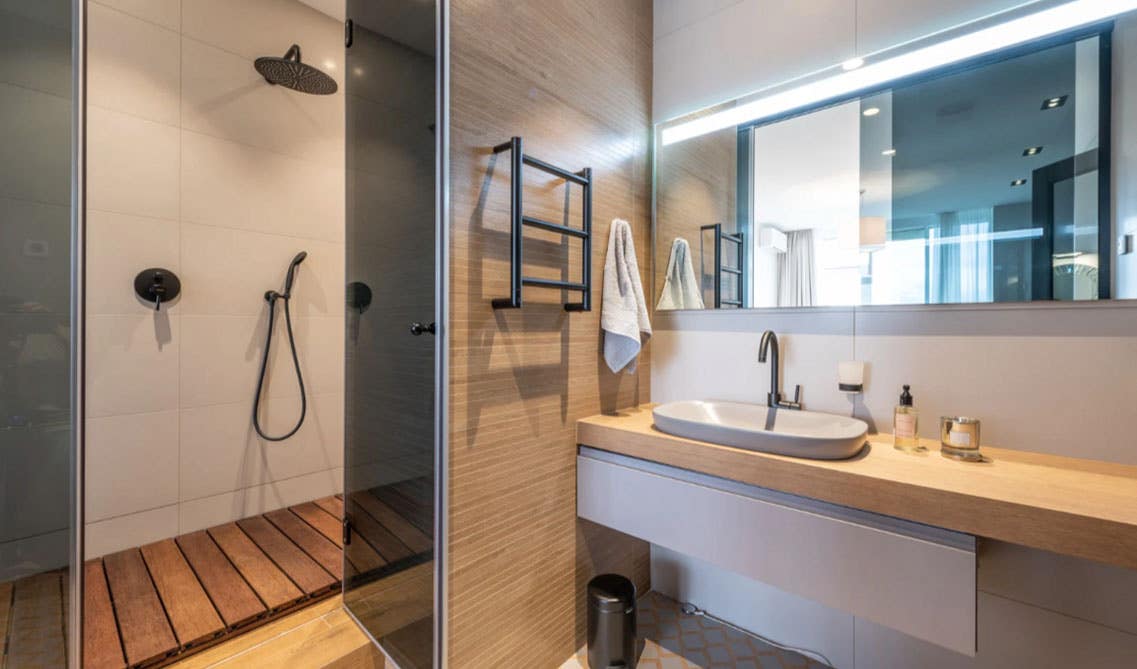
[661,0,1137,145]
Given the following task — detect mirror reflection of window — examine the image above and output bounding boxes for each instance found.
[656,28,1112,310]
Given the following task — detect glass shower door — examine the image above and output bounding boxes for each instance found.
[343,2,439,667]
[0,0,79,666]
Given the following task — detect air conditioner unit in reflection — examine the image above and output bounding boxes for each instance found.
[758,226,787,253]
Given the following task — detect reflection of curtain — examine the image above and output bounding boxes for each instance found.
[930,209,993,303]
[778,230,816,307]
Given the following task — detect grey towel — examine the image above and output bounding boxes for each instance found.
[602,219,651,374]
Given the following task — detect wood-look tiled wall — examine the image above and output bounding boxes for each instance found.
[448,1,653,666]
[655,126,737,303]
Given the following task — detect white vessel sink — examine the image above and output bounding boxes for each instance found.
[652,400,868,460]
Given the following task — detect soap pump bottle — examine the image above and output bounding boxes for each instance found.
[893,385,923,452]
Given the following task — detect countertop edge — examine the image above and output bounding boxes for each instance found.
[576,407,1137,571]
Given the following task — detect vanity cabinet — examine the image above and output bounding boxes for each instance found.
[577,448,977,656]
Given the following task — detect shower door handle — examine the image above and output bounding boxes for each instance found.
[410,322,436,336]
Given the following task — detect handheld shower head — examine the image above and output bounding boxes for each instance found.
[284,251,307,296]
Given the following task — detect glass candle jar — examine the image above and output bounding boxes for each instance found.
[940,416,982,462]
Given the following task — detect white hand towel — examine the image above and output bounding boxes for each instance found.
[602,219,652,374]
[656,237,704,310]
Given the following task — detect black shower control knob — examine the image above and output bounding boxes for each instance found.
[134,268,181,311]
[410,322,436,336]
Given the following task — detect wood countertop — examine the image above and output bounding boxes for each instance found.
[577,406,1137,571]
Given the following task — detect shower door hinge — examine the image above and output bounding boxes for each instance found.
[343,518,352,545]
[345,19,354,48]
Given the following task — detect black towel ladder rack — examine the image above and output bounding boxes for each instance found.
[491,136,592,311]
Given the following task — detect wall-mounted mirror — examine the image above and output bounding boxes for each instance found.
[655,24,1119,310]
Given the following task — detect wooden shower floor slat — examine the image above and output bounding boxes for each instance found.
[103,549,179,667]
[352,491,433,554]
[79,498,352,668]
[175,531,265,629]
[83,560,127,669]
[236,517,336,596]
[57,485,429,668]
[139,540,224,647]
[263,508,343,580]
[208,524,304,612]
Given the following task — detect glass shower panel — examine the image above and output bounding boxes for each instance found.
[343,2,438,667]
[0,0,77,666]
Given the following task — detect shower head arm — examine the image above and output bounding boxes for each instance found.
[283,44,301,62]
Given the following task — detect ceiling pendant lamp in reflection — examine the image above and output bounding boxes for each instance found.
[660,0,1137,145]
[859,216,887,250]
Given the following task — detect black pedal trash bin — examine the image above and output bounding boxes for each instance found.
[586,574,636,668]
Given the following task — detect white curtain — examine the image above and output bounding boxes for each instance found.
[777,229,816,307]
[930,209,993,303]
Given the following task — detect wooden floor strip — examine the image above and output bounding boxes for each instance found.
[289,502,343,547]
[0,579,13,663]
[140,540,224,648]
[314,495,345,520]
[351,491,433,554]
[237,516,336,596]
[83,561,126,669]
[73,494,416,668]
[373,481,432,534]
[6,571,66,668]
[351,505,414,564]
[264,508,343,580]
[208,524,303,612]
[102,549,178,667]
[176,531,266,629]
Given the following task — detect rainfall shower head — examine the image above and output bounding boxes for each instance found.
[254,44,337,95]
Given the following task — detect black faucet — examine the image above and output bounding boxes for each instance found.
[758,330,802,410]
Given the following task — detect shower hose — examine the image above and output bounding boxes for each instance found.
[253,289,306,441]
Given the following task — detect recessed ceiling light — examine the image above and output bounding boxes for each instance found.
[862,107,881,117]
[1011,178,1028,186]
[842,57,865,71]
[1041,95,1068,110]
[1023,146,1043,156]
[882,148,896,157]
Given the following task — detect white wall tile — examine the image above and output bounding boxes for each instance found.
[87,210,180,315]
[88,106,180,220]
[94,0,180,31]
[855,334,1137,464]
[181,36,343,167]
[651,329,854,416]
[179,314,343,408]
[0,529,69,582]
[179,392,343,501]
[0,5,73,98]
[89,3,180,125]
[86,313,180,417]
[0,197,71,315]
[182,0,342,70]
[178,467,342,534]
[179,222,343,317]
[0,83,71,206]
[181,129,344,242]
[85,0,347,536]
[85,410,180,521]
[85,505,179,559]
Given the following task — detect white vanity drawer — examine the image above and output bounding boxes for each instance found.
[577,449,977,656]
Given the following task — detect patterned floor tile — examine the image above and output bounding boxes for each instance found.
[568,591,829,668]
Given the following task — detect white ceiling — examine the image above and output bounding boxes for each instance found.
[297,0,344,22]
